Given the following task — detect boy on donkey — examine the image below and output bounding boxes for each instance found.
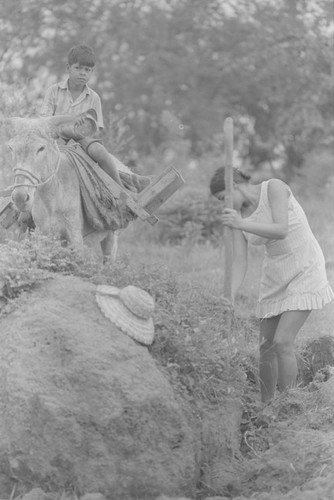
[11,44,148,235]
[39,44,132,190]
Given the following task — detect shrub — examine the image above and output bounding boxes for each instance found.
[137,185,225,246]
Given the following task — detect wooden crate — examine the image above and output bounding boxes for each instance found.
[137,166,185,222]
[94,164,184,226]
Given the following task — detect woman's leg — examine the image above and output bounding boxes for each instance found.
[259,315,281,402]
[274,310,311,392]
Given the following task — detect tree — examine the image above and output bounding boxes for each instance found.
[0,0,332,178]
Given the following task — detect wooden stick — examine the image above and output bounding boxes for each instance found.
[223,117,234,337]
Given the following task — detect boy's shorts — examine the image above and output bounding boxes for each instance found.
[78,137,103,154]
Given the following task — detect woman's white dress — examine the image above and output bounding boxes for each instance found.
[242,181,334,318]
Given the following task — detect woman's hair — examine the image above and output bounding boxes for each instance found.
[209,167,251,195]
[67,45,96,67]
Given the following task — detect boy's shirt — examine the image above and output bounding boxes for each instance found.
[40,79,104,129]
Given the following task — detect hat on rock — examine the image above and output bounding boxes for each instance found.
[95,285,155,345]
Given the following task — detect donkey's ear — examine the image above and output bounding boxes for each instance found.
[46,112,97,140]
[46,115,75,127]
[38,115,75,139]
[6,117,27,136]
[45,121,63,139]
[6,117,52,137]
[45,114,80,140]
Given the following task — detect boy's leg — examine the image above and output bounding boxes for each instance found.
[273,310,311,392]
[86,142,123,186]
[259,315,281,402]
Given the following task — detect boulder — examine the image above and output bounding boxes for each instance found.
[0,275,196,498]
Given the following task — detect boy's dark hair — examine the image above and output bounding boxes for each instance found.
[210,167,251,195]
[67,45,96,67]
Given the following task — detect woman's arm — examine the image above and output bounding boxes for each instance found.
[223,179,289,240]
[231,228,248,300]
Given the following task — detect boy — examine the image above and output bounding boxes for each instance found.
[40,44,124,187]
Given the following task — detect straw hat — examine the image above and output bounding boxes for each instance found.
[96,285,155,345]
[59,109,98,141]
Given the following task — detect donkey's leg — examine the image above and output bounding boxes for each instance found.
[60,192,86,249]
[66,224,85,249]
[56,208,85,249]
[101,230,118,263]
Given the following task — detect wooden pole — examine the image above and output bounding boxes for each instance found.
[223,117,234,337]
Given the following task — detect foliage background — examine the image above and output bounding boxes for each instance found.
[0,0,333,181]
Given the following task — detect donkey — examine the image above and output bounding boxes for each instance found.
[6,115,123,261]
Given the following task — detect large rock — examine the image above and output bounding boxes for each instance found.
[0,275,196,498]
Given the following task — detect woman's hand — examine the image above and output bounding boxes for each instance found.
[221,208,242,229]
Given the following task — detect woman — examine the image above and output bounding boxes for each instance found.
[210,167,334,402]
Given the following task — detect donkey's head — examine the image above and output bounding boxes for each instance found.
[7,112,96,211]
[7,118,61,211]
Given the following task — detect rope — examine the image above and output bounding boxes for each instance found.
[5,142,61,201]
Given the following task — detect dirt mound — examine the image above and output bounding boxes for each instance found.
[0,275,196,498]
[0,266,333,500]
[233,384,334,500]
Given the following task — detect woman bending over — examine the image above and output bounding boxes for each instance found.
[210,167,333,402]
